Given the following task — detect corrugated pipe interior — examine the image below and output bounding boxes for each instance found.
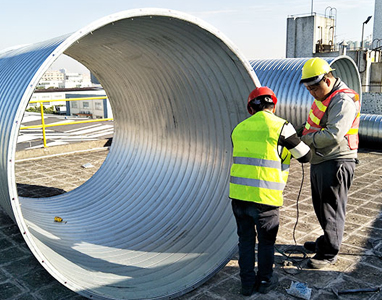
[0,9,260,300]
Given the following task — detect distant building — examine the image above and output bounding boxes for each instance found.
[64,72,92,88]
[286,13,336,58]
[373,0,382,45]
[40,70,65,82]
[29,88,113,119]
[66,90,112,119]
[37,69,92,89]
[29,90,67,110]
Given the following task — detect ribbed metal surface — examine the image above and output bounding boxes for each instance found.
[250,56,362,127]
[359,114,382,143]
[0,9,259,300]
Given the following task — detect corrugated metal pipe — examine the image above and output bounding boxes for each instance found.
[0,9,260,300]
[359,114,382,144]
[250,57,382,144]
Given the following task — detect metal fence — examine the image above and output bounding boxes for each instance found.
[20,96,113,147]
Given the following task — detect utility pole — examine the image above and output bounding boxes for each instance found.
[311,0,314,15]
[361,16,372,49]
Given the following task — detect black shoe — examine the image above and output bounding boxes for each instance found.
[257,274,279,294]
[240,284,255,296]
[303,241,316,253]
[308,254,337,269]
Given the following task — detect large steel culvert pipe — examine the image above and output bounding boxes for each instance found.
[251,57,382,144]
[0,9,260,300]
[359,114,382,144]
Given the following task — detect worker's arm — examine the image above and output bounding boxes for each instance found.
[279,122,311,163]
[301,94,357,149]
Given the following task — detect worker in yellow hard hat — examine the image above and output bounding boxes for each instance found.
[300,57,335,87]
[298,57,361,269]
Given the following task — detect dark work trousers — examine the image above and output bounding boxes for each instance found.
[310,159,355,258]
[231,199,279,286]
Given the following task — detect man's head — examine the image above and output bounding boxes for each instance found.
[247,86,277,115]
[300,58,336,101]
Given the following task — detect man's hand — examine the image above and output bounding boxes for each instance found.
[296,122,306,137]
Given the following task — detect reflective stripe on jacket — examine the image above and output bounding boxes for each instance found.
[229,111,291,206]
[302,88,360,150]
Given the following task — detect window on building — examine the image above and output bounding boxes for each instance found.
[95,102,102,110]
[83,102,90,108]
[71,102,78,108]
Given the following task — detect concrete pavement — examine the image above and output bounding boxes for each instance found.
[1,144,382,300]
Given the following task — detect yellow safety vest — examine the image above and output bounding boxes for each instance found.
[229,111,291,206]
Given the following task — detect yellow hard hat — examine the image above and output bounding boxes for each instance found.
[300,58,335,86]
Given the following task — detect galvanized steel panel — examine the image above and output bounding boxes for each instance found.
[359,114,382,143]
[0,9,260,300]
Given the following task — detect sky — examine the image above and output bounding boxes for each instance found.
[0,0,376,73]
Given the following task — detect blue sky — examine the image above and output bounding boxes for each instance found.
[0,0,375,72]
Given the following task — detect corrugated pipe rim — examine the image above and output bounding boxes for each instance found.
[1,9,259,300]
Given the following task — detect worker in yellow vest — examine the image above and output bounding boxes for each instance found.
[299,57,361,269]
[230,86,311,296]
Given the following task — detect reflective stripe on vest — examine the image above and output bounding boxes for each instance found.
[302,88,360,150]
[230,176,286,191]
[233,157,290,172]
[229,111,291,206]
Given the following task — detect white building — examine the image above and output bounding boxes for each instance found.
[29,91,67,110]
[29,88,113,119]
[64,72,92,88]
[66,89,112,119]
[36,69,92,89]
[40,70,65,82]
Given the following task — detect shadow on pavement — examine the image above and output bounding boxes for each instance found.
[17,183,66,198]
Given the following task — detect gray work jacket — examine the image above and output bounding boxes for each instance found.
[301,79,358,165]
